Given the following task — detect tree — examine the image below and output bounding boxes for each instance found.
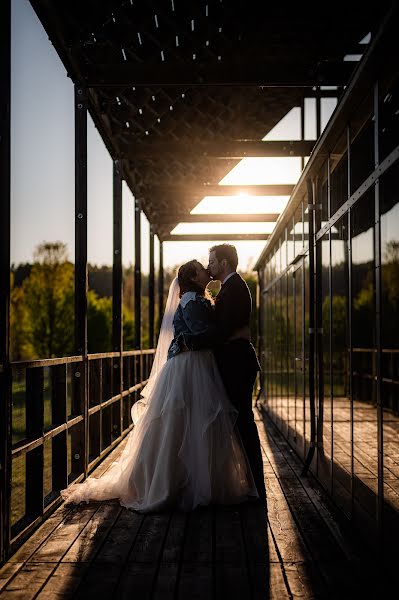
[22,242,74,358]
[10,272,34,361]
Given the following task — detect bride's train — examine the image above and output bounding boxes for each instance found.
[61,349,258,512]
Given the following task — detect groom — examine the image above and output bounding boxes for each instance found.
[184,244,266,502]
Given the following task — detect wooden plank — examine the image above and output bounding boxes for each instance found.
[151,563,179,600]
[61,503,121,563]
[0,563,54,599]
[9,508,74,564]
[126,513,170,563]
[93,509,144,564]
[178,563,213,600]
[176,508,213,598]
[0,563,23,594]
[181,508,212,563]
[115,563,157,600]
[73,564,122,599]
[214,506,250,599]
[34,563,88,599]
[27,505,99,563]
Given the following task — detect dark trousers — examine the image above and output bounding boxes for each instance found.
[215,340,266,501]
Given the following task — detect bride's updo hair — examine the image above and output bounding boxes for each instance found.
[177,260,203,298]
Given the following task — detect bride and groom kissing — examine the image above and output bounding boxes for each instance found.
[62,244,266,511]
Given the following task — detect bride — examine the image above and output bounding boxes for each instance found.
[61,259,258,512]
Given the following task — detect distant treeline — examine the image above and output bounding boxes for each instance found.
[10,241,259,362]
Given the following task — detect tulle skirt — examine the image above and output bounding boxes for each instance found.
[61,350,258,512]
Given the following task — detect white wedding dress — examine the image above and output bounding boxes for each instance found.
[61,279,258,512]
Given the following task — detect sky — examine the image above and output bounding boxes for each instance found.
[10,0,337,273]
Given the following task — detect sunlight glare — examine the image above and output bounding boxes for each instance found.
[218,157,302,185]
[171,222,276,235]
[191,196,290,214]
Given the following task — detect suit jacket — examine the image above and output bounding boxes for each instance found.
[213,272,252,339]
[183,272,253,350]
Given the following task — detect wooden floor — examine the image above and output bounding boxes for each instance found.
[0,408,394,599]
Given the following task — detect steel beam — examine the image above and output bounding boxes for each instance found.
[163,234,269,242]
[84,62,353,87]
[123,140,316,159]
[156,213,279,224]
[137,184,294,199]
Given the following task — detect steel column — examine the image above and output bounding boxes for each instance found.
[74,84,88,477]
[302,178,316,475]
[0,0,11,565]
[134,198,141,349]
[112,159,123,438]
[158,240,164,327]
[373,81,383,549]
[112,159,123,353]
[347,125,354,517]
[149,226,155,349]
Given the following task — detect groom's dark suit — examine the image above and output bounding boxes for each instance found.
[184,273,266,501]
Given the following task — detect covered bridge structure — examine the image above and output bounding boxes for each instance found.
[0,1,398,597]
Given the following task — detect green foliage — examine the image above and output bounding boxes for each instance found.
[18,242,75,359]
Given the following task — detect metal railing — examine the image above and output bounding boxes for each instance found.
[8,348,155,554]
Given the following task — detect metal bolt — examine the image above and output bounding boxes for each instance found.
[74,453,80,460]
[74,371,81,378]
[77,213,84,219]
[78,103,83,109]
[114,364,119,369]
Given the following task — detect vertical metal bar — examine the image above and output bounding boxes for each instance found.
[26,368,44,518]
[347,125,354,517]
[315,178,324,460]
[0,0,11,563]
[316,88,321,139]
[158,239,164,327]
[112,159,123,354]
[51,365,68,492]
[328,157,333,496]
[74,84,88,477]
[300,97,305,171]
[149,226,155,349]
[112,159,123,438]
[134,198,142,350]
[373,81,383,547]
[302,179,316,474]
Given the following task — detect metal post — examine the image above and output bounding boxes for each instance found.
[0,0,11,564]
[158,240,164,327]
[149,226,155,349]
[373,81,383,549]
[112,159,123,353]
[112,159,123,438]
[302,178,316,475]
[316,88,321,139]
[300,97,305,171]
[134,197,141,349]
[347,125,354,517]
[74,84,88,477]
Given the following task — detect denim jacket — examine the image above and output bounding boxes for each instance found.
[167,292,216,360]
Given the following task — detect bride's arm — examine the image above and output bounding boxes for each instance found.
[178,297,223,351]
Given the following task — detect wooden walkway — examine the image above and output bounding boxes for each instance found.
[0,409,393,599]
